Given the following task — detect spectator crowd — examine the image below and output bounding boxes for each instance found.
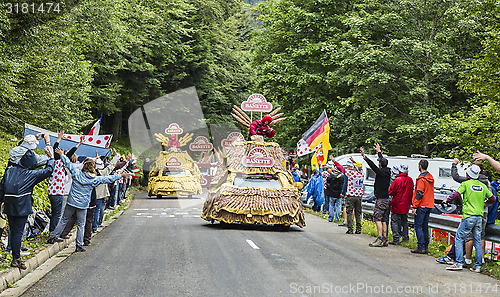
[0,132,136,270]
[302,144,499,273]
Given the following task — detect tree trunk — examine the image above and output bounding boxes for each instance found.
[113,111,122,139]
[423,137,429,156]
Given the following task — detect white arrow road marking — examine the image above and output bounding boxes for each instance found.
[246,239,260,250]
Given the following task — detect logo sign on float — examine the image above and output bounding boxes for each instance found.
[165,123,183,135]
[221,132,245,148]
[241,94,273,112]
[242,147,275,167]
[165,156,182,167]
[200,175,209,186]
[189,136,213,152]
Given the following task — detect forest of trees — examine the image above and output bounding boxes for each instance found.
[1,0,500,161]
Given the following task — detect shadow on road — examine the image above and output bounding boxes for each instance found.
[201,222,304,233]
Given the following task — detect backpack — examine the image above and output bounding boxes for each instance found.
[330,173,344,193]
[25,210,50,238]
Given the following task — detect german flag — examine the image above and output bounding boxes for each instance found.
[296,110,331,158]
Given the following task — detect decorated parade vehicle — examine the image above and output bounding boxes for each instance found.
[147,124,203,198]
[202,95,305,229]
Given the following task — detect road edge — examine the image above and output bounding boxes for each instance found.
[0,193,134,293]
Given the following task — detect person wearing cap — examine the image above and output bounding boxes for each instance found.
[360,144,391,247]
[141,157,153,187]
[8,133,51,168]
[1,147,55,269]
[388,164,414,245]
[444,164,496,272]
[332,156,364,234]
[443,158,491,267]
[411,159,435,254]
[291,167,300,182]
[248,115,275,141]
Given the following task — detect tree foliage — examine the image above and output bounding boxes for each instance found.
[253,0,488,157]
[0,0,255,137]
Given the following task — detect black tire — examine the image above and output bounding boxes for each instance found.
[156,194,162,199]
[187,195,193,198]
[220,221,230,228]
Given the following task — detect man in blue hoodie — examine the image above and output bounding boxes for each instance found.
[1,148,54,269]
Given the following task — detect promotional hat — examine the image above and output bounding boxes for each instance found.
[466,164,480,179]
[398,163,409,173]
[391,165,400,176]
[23,135,39,150]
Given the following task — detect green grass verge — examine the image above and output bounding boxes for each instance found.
[304,208,500,279]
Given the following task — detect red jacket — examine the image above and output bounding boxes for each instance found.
[249,120,275,139]
[389,172,414,214]
[412,171,435,209]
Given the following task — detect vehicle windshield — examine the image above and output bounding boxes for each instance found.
[162,169,186,177]
[233,173,282,189]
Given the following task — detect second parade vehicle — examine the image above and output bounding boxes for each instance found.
[202,97,305,230]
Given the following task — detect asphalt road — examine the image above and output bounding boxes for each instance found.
[21,191,500,297]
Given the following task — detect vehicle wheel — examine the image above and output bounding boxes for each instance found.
[156,194,162,199]
[220,221,230,228]
[187,195,193,198]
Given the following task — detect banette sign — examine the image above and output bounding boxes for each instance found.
[241,94,273,112]
[221,132,245,148]
[165,123,183,135]
[165,156,182,167]
[189,136,213,151]
[242,147,275,167]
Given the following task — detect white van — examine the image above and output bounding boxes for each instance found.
[334,153,468,199]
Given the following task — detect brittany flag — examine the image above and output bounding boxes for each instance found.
[296,110,331,161]
[88,114,102,136]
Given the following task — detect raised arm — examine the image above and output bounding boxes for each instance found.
[451,158,467,183]
[53,130,65,160]
[474,151,500,173]
[93,171,131,187]
[332,157,346,174]
[34,133,52,167]
[100,149,121,176]
[66,136,85,159]
[57,149,79,177]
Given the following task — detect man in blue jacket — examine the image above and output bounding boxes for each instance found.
[305,169,324,212]
[1,148,54,269]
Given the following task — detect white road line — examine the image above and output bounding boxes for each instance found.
[246,239,260,250]
[134,209,149,211]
